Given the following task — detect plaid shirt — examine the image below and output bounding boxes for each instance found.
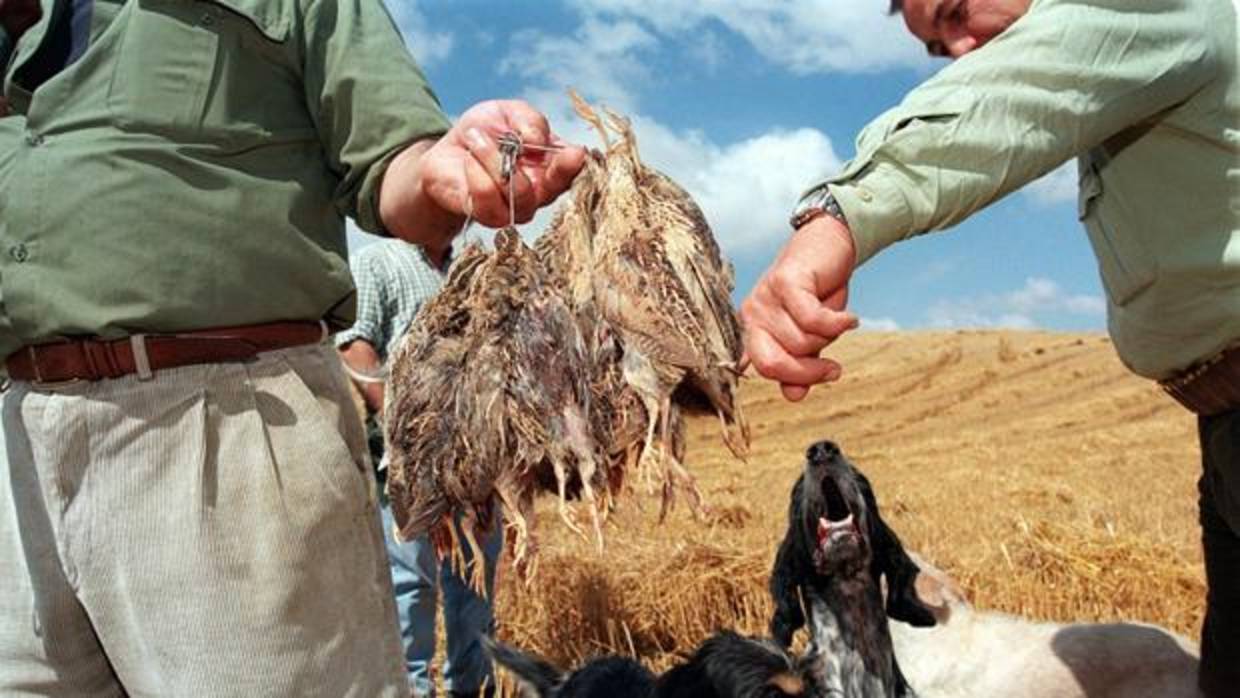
[335,239,446,363]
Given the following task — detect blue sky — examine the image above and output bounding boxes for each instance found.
[359,0,1108,332]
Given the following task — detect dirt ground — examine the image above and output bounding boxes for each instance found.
[486,329,1205,673]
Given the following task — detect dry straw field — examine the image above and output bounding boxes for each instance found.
[489,329,1206,672]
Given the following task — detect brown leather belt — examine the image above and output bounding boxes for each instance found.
[1160,343,1240,416]
[5,321,328,385]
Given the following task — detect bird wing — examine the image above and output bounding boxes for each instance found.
[593,222,711,370]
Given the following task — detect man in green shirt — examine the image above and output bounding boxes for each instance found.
[0,1,583,696]
[740,0,1238,694]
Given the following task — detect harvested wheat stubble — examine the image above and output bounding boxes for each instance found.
[490,331,1206,675]
[385,93,748,584]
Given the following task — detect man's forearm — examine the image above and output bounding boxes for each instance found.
[377,139,466,256]
[338,340,386,415]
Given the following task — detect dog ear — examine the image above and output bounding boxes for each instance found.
[481,636,563,698]
[769,476,810,647]
[687,631,805,698]
[857,474,937,628]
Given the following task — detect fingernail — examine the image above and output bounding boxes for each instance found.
[465,127,489,150]
[515,122,542,144]
[825,365,843,381]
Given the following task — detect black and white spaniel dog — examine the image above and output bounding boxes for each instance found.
[484,630,807,698]
[769,440,937,698]
[488,439,937,698]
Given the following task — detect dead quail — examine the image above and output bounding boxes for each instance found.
[550,91,750,510]
[385,227,602,582]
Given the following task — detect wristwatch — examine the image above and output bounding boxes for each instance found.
[790,186,849,231]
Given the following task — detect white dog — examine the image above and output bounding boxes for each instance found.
[891,556,1203,698]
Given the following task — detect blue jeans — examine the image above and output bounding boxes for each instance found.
[379,503,502,697]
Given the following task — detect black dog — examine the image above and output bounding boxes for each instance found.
[484,630,806,698]
[769,440,936,698]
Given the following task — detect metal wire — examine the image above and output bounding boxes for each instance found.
[496,131,566,229]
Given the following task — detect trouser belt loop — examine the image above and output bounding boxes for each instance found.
[27,345,43,383]
[131,334,153,380]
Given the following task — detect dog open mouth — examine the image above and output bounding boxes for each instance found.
[815,473,863,558]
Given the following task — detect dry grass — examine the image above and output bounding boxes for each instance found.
[486,330,1204,674]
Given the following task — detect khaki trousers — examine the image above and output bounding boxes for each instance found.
[0,343,407,697]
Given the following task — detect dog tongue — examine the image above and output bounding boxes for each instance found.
[817,515,856,545]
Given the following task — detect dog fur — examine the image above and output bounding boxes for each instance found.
[769,440,936,697]
[484,630,806,698]
[890,555,1204,698]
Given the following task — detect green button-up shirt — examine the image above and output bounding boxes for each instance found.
[816,0,1239,380]
[0,0,451,359]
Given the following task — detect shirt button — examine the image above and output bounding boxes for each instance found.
[857,189,874,203]
[25,131,43,147]
[200,12,215,27]
[10,244,28,262]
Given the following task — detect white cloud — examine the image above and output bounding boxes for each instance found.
[1022,161,1078,207]
[926,276,1104,329]
[671,127,842,251]
[518,99,842,253]
[860,316,901,331]
[501,19,657,112]
[501,21,843,255]
[386,0,454,68]
[567,0,933,74]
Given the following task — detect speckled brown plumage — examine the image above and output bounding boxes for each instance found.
[386,94,747,578]
[550,92,750,511]
[386,227,602,582]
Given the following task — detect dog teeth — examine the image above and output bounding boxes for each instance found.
[818,514,855,538]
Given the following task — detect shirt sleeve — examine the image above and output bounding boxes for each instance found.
[298,0,452,235]
[334,246,388,349]
[814,0,1222,265]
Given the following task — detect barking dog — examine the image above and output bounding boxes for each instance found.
[770,440,936,698]
[485,630,806,698]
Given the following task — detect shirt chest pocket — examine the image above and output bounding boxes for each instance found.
[106,0,304,139]
[1077,162,1158,306]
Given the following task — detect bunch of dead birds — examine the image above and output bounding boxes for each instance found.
[385,93,750,580]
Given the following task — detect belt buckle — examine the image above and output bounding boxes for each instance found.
[27,343,88,390]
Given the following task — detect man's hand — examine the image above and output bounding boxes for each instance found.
[338,339,386,416]
[740,215,860,402]
[379,99,587,255]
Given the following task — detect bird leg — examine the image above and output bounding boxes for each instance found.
[655,394,680,521]
[496,483,530,571]
[635,393,664,495]
[569,89,611,150]
[716,405,751,461]
[578,470,604,553]
[551,458,585,538]
[459,507,489,597]
[429,515,454,561]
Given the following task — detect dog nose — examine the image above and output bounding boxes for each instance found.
[807,440,840,464]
